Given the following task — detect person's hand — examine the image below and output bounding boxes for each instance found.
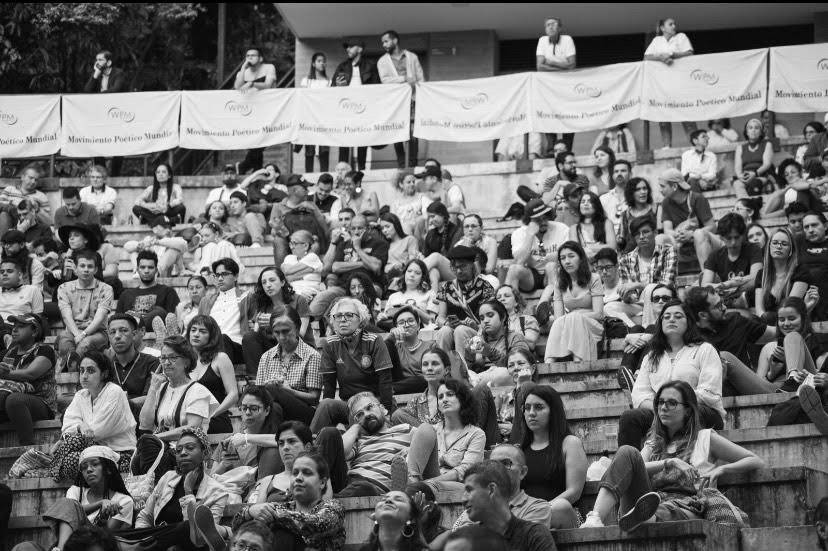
[526,220,540,236]
[706,465,727,489]
[249,503,280,522]
[93,62,103,77]
[770,346,786,364]
[462,318,479,331]
[74,331,86,345]
[227,433,247,448]
[64,258,76,272]
[789,370,808,384]
[335,74,348,86]
[663,55,674,65]
[98,499,122,519]
[81,427,95,439]
[624,335,648,354]
[240,81,253,94]
[805,286,820,311]
[149,372,167,389]
[183,468,201,495]
[813,373,828,388]
[390,326,406,342]
[351,231,363,249]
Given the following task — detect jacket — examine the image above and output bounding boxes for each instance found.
[198,286,256,338]
[331,57,380,87]
[135,469,228,528]
[83,67,127,93]
[377,50,425,85]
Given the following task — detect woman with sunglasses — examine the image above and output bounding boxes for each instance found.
[620,300,725,450]
[582,380,763,531]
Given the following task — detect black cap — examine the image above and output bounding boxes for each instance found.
[416,166,442,180]
[148,215,173,229]
[342,38,366,49]
[57,224,101,251]
[448,245,478,262]
[8,313,46,336]
[1,229,26,243]
[426,200,449,219]
[286,174,311,188]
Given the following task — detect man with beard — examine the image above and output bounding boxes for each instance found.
[106,313,160,417]
[310,173,338,220]
[791,212,828,321]
[600,159,631,238]
[233,46,277,174]
[541,151,589,211]
[378,30,425,168]
[205,164,247,207]
[116,250,179,331]
[332,38,380,171]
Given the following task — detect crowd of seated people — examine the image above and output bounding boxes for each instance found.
[3,24,828,551]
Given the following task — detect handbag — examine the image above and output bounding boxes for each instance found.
[8,448,53,478]
[123,443,165,511]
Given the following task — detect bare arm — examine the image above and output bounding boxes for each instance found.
[553,435,588,504]
[1,355,51,382]
[211,354,240,419]
[155,413,207,442]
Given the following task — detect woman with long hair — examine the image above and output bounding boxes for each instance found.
[755,227,799,324]
[221,451,346,550]
[359,490,428,551]
[380,212,420,290]
[213,385,281,478]
[590,145,616,196]
[186,315,237,434]
[202,200,230,226]
[345,270,382,326]
[462,299,530,387]
[242,266,312,375]
[42,446,134,549]
[378,259,435,330]
[544,241,605,363]
[795,121,826,167]
[644,18,696,148]
[495,284,540,349]
[570,191,616,260]
[747,223,768,253]
[621,300,725,449]
[518,385,586,528]
[330,171,380,220]
[619,177,660,252]
[132,163,186,224]
[295,53,331,172]
[171,275,208,335]
[733,118,775,198]
[582,380,764,530]
[389,169,431,237]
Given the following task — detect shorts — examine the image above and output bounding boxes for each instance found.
[520,267,546,292]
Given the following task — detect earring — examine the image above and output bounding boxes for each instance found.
[372,521,379,535]
[402,521,415,538]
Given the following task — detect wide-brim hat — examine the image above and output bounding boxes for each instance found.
[525,198,553,219]
[58,223,101,251]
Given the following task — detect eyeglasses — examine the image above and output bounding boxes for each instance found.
[769,240,790,248]
[652,295,673,303]
[396,318,417,327]
[656,398,685,410]
[240,405,262,413]
[332,312,358,322]
[289,241,308,247]
[214,271,233,279]
[352,402,380,421]
[595,264,615,273]
[159,355,182,364]
[463,224,480,229]
[232,541,262,551]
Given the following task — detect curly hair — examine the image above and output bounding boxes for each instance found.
[439,377,479,426]
[624,177,653,207]
[401,258,431,292]
[345,270,379,320]
[203,200,229,224]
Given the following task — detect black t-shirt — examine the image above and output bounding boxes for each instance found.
[698,313,768,365]
[660,190,713,228]
[312,193,338,214]
[112,352,160,400]
[333,229,389,286]
[117,284,180,317]
[503,515,558,551]
[704,243,762,282]
[423,222,463,257]
[793,238,828,321]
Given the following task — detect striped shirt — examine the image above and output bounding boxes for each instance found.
[348,423,413,492]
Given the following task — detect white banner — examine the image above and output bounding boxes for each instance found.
[180,89,296,149]
[531,63,642,133]
[61,92,180,156]
[0,95,61,158]
[293,84,410,147]
[768,43,828,113]
[641,48,768,122]
[414,74,531,141]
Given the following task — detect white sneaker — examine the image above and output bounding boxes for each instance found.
[580,511,604,528]
[249,243,262,248]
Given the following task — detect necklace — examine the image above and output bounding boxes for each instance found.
[406,339,422,352]
[747,142,760,152]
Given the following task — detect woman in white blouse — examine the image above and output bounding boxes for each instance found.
[644,18,696,148]
[621,299,725,449]
[296,53,331,172]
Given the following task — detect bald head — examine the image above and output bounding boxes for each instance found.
[489,444,527,497]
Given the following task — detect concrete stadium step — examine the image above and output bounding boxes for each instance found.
[6,466,823,548]
[740,526,819,551]
[555,521,739,551]
[103,225,277,247]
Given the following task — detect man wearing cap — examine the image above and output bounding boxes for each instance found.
[54,187,100,230]
[541,151,590,210]
[332,37,380,172]
[0,164,52,235]
[116,250,180,332]
[2,229,46,290]
[505,199,569,294]
[225,191,268,248]
[422,201,464,289]
[123,215,188,277]
[269,174,330,265]
[434,246,496,379]
[205,165,247,207]
[0,258,44,349]
[658,167,716,268]
[57,249,113,355]
[379,30,425,168]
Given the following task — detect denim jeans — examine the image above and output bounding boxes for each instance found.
[599,445,654,514]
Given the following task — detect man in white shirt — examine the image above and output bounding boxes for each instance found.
[504,199,569,294]
[681,129,718,192]
[197,257,252,364]
[205,164,247,207]
[600,160,631,237]
[536,17,576,156]
[379,30,425,169]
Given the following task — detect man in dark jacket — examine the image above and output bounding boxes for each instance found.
[332,38,380,171]
[83,50,127,93]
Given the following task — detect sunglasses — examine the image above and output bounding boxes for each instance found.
[652,295,673,303]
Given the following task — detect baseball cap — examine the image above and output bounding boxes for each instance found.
[1,229,26,243]
[9,313,46,336]
[563,183,584,198]
[286,174,311,188]
[447,245,478,262]
[416,166,442,180]
[659,168,687,190]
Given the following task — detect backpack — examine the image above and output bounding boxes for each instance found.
[283,207,329,251]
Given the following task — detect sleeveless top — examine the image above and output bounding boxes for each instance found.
[521,444,566,501]
[740,141,767,173]
[646,428,717,478]
[197,361,228,404]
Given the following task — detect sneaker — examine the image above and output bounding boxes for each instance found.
[249,242,262,248]
[617,366,636,393]
[389,455,408,492]
[165,313,180,336]
[798,383,828,435]
[151,316,167,350]
[194,504,227,551]
[580,511,604,528]
[186,500,202,546]
[618,491,660,532]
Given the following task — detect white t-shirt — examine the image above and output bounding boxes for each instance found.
[600,191,628,236]
[644,33,693,57]
[66,486,134,525]
[79,186,118,212]
[350,65,362,87]
[283,253,324,297]
[536,35,576,61]
[210,288,245,343]
[155,382,217,430]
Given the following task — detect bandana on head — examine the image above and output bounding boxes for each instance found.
[78,445,121,467]
[179,426,211,461]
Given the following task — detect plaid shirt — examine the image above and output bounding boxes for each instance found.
[255,339,322,393]
[618,245,677,286]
